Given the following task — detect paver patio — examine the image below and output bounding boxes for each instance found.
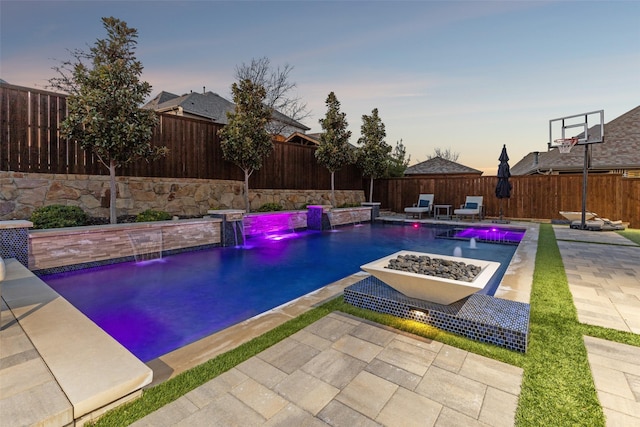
[131,313,524,427]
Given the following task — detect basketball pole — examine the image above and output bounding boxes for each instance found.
[580,143,589,230]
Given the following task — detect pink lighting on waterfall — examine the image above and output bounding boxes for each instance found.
[243,212,299,238]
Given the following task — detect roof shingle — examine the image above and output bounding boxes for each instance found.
[404,157,483,175]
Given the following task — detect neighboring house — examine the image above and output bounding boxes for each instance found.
[404,156,483,177]
[144,90,234,123]
[284,132,362,151]
[144,90,310,137]
[511,105,640,176]
[284,132,321,146]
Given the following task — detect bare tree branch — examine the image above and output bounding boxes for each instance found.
[427,147,460,162]
[235,57,310,136]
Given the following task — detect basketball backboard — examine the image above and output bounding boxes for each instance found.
[548,110,604,150]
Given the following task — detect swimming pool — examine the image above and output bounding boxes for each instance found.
[43,222,518,362]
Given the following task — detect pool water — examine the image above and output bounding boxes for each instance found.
[43,223,518,362]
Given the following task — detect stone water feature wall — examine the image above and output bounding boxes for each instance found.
[28,218,222,274]
[211,206,374,246]
[243,210,308,236]
[0,171,366,220]
[307,206,372,230]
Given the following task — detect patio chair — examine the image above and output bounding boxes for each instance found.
[404,194,434,219]
[454,196,484,221]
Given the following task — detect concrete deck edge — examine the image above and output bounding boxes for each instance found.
[2,258,153,420]
[494,222,538,304]
[1,295,74,427]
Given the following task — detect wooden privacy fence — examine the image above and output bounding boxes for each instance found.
[0,83,362,190]
[373,174,640,228]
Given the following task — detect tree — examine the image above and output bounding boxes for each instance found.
[218,79,273,213]
[49,17,165,224]
[356,108,391,202]
[427,147,459,162]
[315,92,354,207]
[386,139,411,177]
[235,57,309,137]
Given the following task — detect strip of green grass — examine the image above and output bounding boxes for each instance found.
[618,228,640,245]
[515,224,604,426]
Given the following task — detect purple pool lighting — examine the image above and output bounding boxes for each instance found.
[453,226,525,244]
[243,211,300,236]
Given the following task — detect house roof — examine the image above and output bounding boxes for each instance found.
[144,91,235,124]
[144,90,310,131]
[511,105,640,175]
[287,131,362,150]
[404,156,483,176]
[270,109,311,131]
[285,132,320,145]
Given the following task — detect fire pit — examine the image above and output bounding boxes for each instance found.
[360,250,500,305]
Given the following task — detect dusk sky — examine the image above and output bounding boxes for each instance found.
[2,1,639,175]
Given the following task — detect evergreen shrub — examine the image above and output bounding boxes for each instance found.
[30,205,88,229]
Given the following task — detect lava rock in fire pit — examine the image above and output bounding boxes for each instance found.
[385,254,482,282]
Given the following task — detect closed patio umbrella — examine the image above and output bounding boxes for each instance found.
[495,144,512,222]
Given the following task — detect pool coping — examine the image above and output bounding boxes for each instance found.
[1,259,153,426]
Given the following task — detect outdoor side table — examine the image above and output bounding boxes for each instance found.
[434,204,452,220]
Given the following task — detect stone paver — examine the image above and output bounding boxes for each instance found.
[553,225,638,246]
[584,336,640,426]
[0,298,73,427]
[555,225,640,334]
[132,312,524,426]
[555,225,640,426]
[376,386,441,427]
[335,370,398,419]
[416,365,487,419]
[273,370,339,415]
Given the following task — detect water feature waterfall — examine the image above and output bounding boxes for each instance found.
[469,237,477,249]
[127,229,163,262]
[233,220,246,247]
[350,210,362,226]
[326,212,336,230]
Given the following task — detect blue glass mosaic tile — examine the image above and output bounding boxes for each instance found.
[344,276,529,352]
[0,228,29,267]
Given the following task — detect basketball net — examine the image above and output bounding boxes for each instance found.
[555,137,579,154]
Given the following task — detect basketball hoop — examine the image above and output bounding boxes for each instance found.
[554,137,579,154]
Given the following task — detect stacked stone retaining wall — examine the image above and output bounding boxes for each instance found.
[0,172,365,220]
